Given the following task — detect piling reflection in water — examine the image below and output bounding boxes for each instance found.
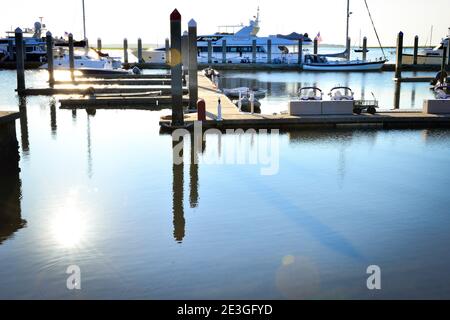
[172,137,185,243]
[394,82,402,109]
[50,98,57,137]
[0,167,26,245]
[18,96,29,155]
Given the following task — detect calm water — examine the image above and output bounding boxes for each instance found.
[1,70,450,299]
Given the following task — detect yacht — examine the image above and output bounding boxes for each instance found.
[133,9,313,64]
[0,21,47,62]
[402,28,450,65]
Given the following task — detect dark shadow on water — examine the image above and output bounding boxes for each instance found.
[0,167,26,245]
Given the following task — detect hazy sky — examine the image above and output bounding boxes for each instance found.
[1,0,449,47]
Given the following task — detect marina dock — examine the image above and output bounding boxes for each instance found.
[160,73,450,130]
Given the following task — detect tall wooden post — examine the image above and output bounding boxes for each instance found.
[137,38,143,63]
[346,37,351,61]
[395,31,404,80]
[413,35,419,65]
[165,38,170,65]
[181,31,189,72]
[188,19,198,110]
[362,37,368,61]
[252,39,257,63]
[170,9,184,126]
[222,39,227,64]
[267,39,272,63]
[313,38,318,55]
[123,38,128,64]
[46,31,54,87]
[298,39,303,65]
[207,40,212,64]
[15,28,25,93]
[68,33,75,81]
[97,38,102,51]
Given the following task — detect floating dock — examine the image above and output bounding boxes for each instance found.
[160,73,450,131]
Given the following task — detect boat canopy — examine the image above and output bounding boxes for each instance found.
[276,32,312,42]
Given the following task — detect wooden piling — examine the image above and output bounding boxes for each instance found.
[123,38,129,64]
[267,39,272,64]
[68,33,75,80]
[395,32,404,80]
[46,31,54,87]
[15,28,25,92]
[252,39,257,63]
[188,19,198,110]
[298,39,303,65]
[170,9,184,126]
[97,38,102,51]
[207,40,212,64]
[346,37,351,60]
[137,38,143,63]
[362,37,367,61]
[313,38,318,55]
[181,31,189,72]
[413,35,419,65]
[222,39,227,64]
[165,38,170,65]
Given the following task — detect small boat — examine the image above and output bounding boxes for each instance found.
[223,87,267,99]
[434,84,450,100]
[233,95,261,113]
[354,48,370,53]
[402,28,449,65]
[298,87,323,100]
[40,53,128,75]
[328,86,354,101]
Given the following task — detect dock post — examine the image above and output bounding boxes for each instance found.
[207,40,212,64]
[137,38,143,63]
[170,9,184,127]
[181,31,189,72]
[165,38,170,65]
[395,31,404,80]
[222,39,227,64]
[267,39,272,63]
[362,37,367,61]
[313,38,318,55]
[447,42,450,69]
[346,37,351,60]
[123,38,129,64]
[217,98,222,121]
[68,33,75,81]
[46,31,54,88]
[413,35,419,65]
[297,39,303,65]
[97,38,102,51]
[188,19,198,110]
[15,28,25,93]
[441,46,448,83]
[252,39,257,63]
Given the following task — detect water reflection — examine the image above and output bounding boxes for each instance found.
[172,138,185,243]
[0,169,26,245]
[18,97,30,155]
[86,113,94,179]
[394,82,401,109]
[50,98,57,137]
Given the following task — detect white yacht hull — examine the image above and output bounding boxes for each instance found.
[402,54,446,65]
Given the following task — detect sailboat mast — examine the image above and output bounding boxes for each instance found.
[345,0,350,59]
[82,0,87,40]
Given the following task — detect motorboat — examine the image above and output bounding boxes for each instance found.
[328,86,354,100]
[233,95,262,113]
[133,8,313,64]
[303,54,386,71]
[402,28,450,65]
[223,87,267,99]
[298,87,323,101]
[434,83,450,100]
[40,53,128,75]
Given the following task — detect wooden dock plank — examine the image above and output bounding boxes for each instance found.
[0,111,20,124]
[54,79,173,86]
[59,96,189,109]
[20,87,188,96]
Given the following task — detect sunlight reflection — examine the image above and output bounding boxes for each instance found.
[50,195,87,249]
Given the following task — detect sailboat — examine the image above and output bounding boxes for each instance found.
[303,0,387,71]
[354,30,370,53]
